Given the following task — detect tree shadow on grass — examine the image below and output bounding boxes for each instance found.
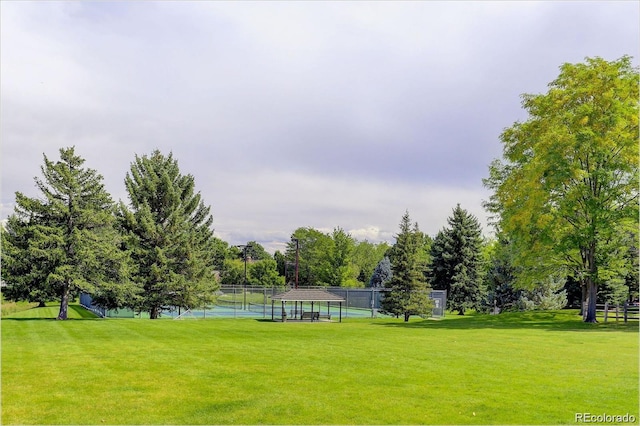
[373,310,640,333]
[1,304,100,320]
[1,317,58,321]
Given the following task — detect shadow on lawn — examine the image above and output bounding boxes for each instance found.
[1,304,100,320]
[374,310,639,332]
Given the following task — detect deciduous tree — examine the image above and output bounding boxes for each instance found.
[352,241,390,286]
[286,227,333,286]
[248,259,284,287]
[484,56,639,322]
[327,227,356,287]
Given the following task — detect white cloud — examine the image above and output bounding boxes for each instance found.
[206,168,490,252]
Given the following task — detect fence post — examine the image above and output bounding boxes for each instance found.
[624,302,628,323]
[346,289,349,318]
[371,287,375,318]
[604,302,608,322]
[615,304,619,322]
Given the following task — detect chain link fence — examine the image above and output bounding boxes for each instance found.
[80,287,446,319]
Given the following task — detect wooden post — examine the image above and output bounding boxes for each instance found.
[615,304,619,322]
[604,302,609,322]
[624,302,628,323]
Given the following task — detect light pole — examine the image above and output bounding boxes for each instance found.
[235,244,249,309]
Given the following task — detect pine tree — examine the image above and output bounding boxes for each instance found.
[1,215,58,307]
[382,211,432,321]
[429,204,484,315]
[118,150,218,318]
[1,147,132,319]
[517,275,567,311]
[369,256,392,288]
[482,238,521,313]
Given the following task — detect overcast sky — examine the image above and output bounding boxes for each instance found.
[1,1,638,253]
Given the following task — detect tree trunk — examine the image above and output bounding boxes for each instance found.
[150,306,159,319]
[583,277,598,323]
[404,312,410,322]
[38,301,47,308]
[582,244,598,323]
[57,283,70,320]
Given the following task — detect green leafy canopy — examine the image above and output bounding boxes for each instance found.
[484,56,639,322]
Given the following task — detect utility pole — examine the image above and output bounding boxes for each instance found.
[235,244,249,309]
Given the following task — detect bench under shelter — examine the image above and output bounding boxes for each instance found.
[271,288,346,322]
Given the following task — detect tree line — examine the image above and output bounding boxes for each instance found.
[2,56,637,322]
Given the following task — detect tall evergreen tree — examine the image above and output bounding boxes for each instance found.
[118,150,218,319]
[429,204,484,315]
[1,147,132,319]
[382,211,432,321]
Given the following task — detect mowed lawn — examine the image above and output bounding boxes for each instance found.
[2,307,638,425]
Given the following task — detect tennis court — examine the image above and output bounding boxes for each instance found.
[161,302,381,320]
[81,286,446,320]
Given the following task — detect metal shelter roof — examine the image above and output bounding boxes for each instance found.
[271,288,345,302]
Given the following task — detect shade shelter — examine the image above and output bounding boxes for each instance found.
[271,288,346,322]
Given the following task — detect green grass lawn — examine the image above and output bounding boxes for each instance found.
[2,306,638,425]
[0,295,38,317]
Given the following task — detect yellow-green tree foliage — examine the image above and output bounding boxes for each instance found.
[484,56,638,322]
